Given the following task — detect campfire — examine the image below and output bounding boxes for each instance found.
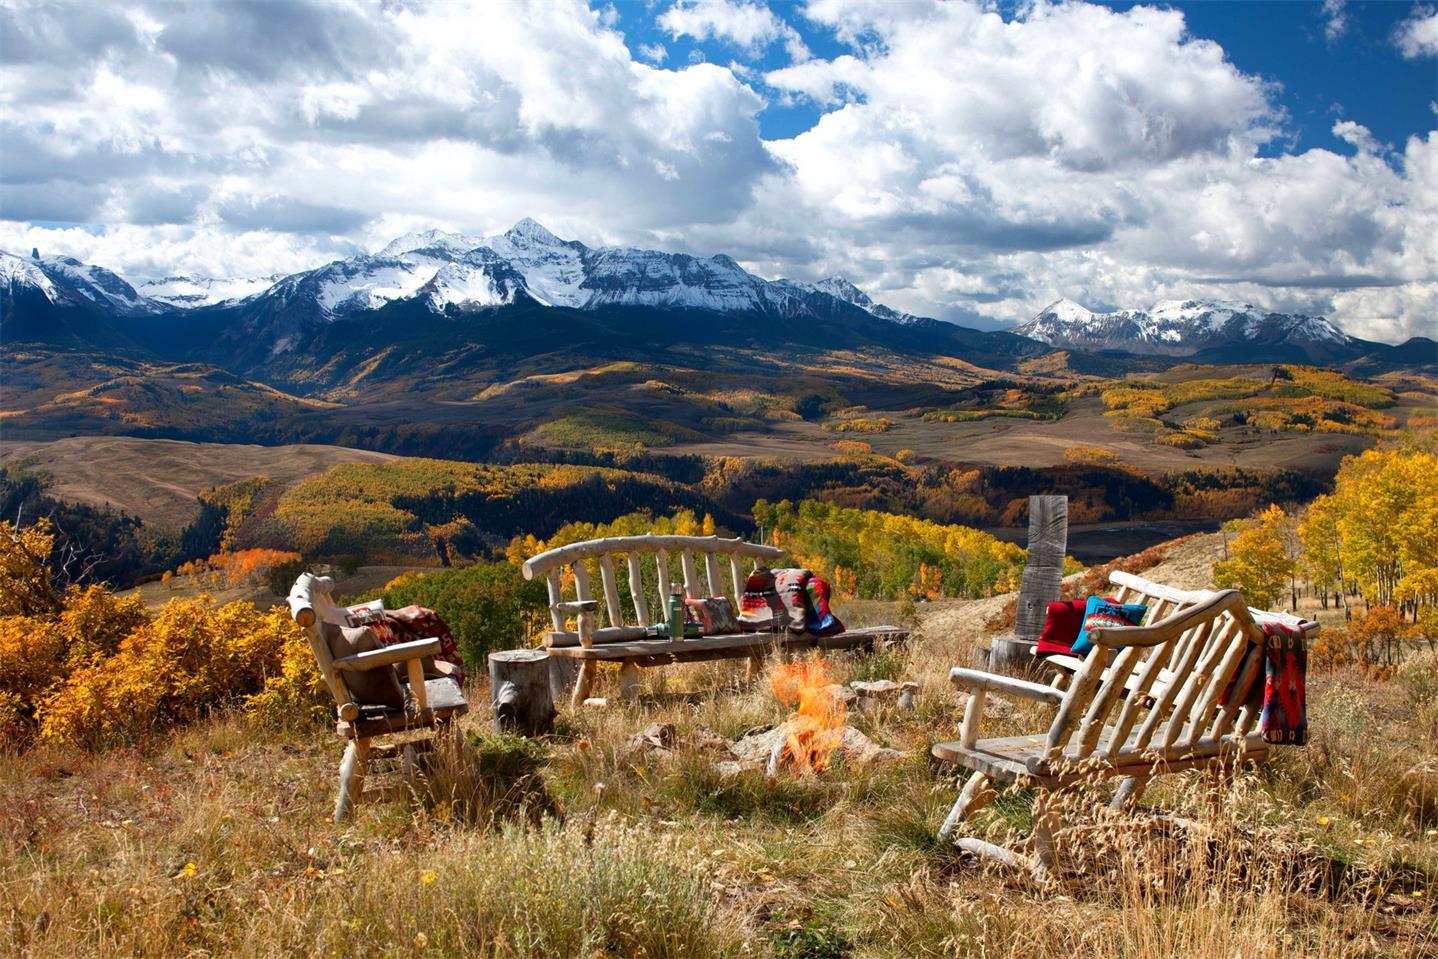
[766,658,847,775]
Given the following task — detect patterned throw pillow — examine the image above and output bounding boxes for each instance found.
[684,596,740,635]
[1070,596,1149,657]
[321,621,405,709]
[773,568,815,632]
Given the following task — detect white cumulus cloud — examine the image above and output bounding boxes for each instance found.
[0,0,1433,343]
[1397,6,1438,58]
[659,0,810,61]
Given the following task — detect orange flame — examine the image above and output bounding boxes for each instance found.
[769,658,845,773]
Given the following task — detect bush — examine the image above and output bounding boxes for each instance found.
[38,600,308,749]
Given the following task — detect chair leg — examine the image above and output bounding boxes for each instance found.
[618,661,642,701]
[1031,792,1060,883]
[571,661,598,708]
[1109,775,1148,812]
[401,743,418,788]
[334,738,371,822]
[938,771,993,843]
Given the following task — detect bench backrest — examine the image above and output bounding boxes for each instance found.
[1037,587,1271,772]
[522,534,783,646]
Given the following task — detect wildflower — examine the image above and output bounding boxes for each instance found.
[175,862,197,879]
[415,932,429,948]
[420,870,437,885]
[1315,816,1330,826]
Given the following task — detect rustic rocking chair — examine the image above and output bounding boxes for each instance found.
[933,585,1291,880]
[287,572,468,820]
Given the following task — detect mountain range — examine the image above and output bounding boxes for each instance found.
[1013,297,1367,363]
[2,220,1430,375]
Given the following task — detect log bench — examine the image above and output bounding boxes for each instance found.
[933,576,1318,880]
[521,533,907,706]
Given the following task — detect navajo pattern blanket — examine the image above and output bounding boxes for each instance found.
[1259,620,1308,745]
[370,606,466,687]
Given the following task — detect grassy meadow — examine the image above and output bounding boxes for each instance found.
[3,533,1436,958]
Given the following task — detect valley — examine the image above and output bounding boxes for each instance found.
[1,222,1433,594]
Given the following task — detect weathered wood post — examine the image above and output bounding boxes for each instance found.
[489,649,556,736]
[985,495,1068,675]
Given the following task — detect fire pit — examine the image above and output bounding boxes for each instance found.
[757,658,905,776]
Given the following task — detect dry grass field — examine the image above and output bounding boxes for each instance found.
[0,437,396,528]
[3,535,1434,958]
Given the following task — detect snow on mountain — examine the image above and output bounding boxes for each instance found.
[1,250,153,315]
[480,218,588,307]
[378,228,485,259]
[138,274,282,308]
[813,276,922,324]
[1013,297,1356,358]
[5,222,932,351]
[1,251,60,300]
[420,249,529,310]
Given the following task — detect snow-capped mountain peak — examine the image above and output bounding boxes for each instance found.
[378,228,483,259]
[1,250,153,315]
[501,217,566,246]
[1038,297,1096,323]
[138,274,283,308]
[1012,296,1357,361]
[814,275,922,324]
[815,276,874,308]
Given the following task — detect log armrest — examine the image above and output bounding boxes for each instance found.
[950,666,1065,750]
[333,637,444,714]
[949,667,1066,705]
[332,637,442,672]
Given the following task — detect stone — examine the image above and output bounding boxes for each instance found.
[849,680,921,711]
[731,723,904,772]
[625,722,678,754]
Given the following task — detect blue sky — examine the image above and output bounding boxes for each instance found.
[1,0,1434,341]
[612,0,1436,152]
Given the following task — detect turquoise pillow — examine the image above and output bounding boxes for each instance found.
[1070,596,1149,656]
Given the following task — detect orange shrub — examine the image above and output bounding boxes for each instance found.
[38,600,308,749]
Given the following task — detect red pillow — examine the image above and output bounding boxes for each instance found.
[1034,597,1118,658]
[1035,599,1087,658]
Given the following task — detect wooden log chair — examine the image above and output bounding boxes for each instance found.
[521,533,909,707]
[287,572,469,820]
[933,575,1318,881]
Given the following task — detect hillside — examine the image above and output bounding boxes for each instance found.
[0,436,396,528]
[3,528,1433,956]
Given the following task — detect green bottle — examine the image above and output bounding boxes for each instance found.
[664,586,686,639]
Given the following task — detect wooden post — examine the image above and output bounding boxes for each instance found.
[988,495,1067,675]
[489,649,556,737]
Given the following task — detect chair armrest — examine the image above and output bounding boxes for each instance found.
[332,637,442,671]
[949,667,1065,705]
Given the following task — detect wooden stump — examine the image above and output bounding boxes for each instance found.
[988,637,1042,676]
[489,650,556,737]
